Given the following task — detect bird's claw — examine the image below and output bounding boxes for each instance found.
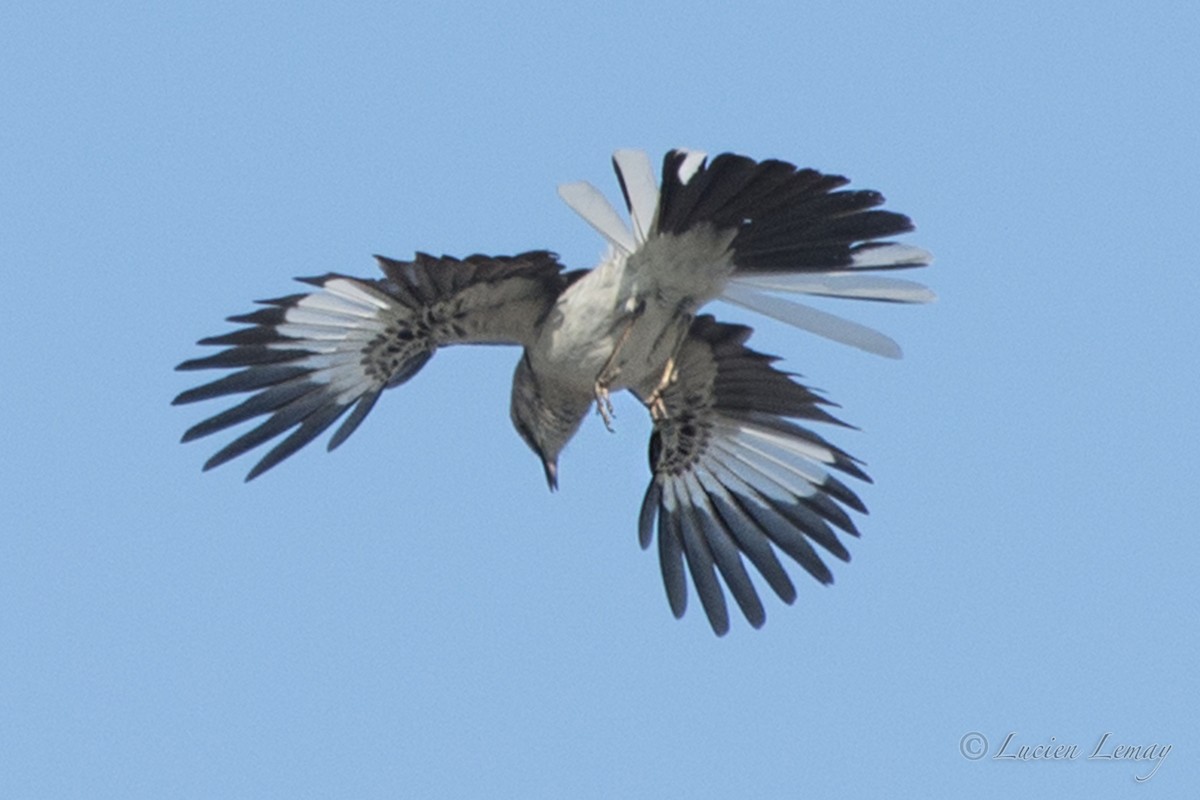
[595,383,616,431]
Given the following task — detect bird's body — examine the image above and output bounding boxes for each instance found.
[175,148,934,635]
[532,228,733,392]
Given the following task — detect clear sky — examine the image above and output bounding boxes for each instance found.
[3,2,1197,797]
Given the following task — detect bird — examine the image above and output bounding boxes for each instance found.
[174,148,933,635]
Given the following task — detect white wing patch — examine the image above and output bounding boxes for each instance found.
[271,280,392,398]
[713,422,833,493]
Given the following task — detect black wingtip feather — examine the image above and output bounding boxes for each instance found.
[175,346,311,372]
[244,401,353,481]
[327,390,382,452]
[688,488,766,630]
[658,506,688,620]
[638,481,661,550]
[172,365,312,406]
[193,385,336,470]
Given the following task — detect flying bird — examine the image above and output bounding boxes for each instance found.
[174,149,933,635]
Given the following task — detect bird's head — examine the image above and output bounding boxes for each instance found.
[510,353,589,491]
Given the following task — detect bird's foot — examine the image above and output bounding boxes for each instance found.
[594,382,616,431]
[592,306,644,432]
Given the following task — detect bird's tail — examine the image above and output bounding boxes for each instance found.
[657,149,935,358]
[560,149,935,358]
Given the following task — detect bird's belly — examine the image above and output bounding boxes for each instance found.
[533,288,683,397]
[534,308,623,394]
[529,243,719,398]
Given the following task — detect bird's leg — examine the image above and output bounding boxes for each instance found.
[593,309,642,431]
[645,356,678,422]
[644,318,690,422]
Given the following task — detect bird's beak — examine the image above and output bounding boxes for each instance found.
[542,458,558,492]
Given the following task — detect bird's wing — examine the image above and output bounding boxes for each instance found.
[174,250,567,480]
[634,315,869,636]
[561,149,934,358]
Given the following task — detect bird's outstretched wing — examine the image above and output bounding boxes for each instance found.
[174,251,567,480]
[635,315,870,636]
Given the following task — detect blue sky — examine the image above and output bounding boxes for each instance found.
[3,2,1197,797]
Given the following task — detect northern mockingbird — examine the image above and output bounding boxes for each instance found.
[175,149,933,635]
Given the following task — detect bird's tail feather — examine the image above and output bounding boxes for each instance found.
[654,149,935,356]
[655,149,922,270]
